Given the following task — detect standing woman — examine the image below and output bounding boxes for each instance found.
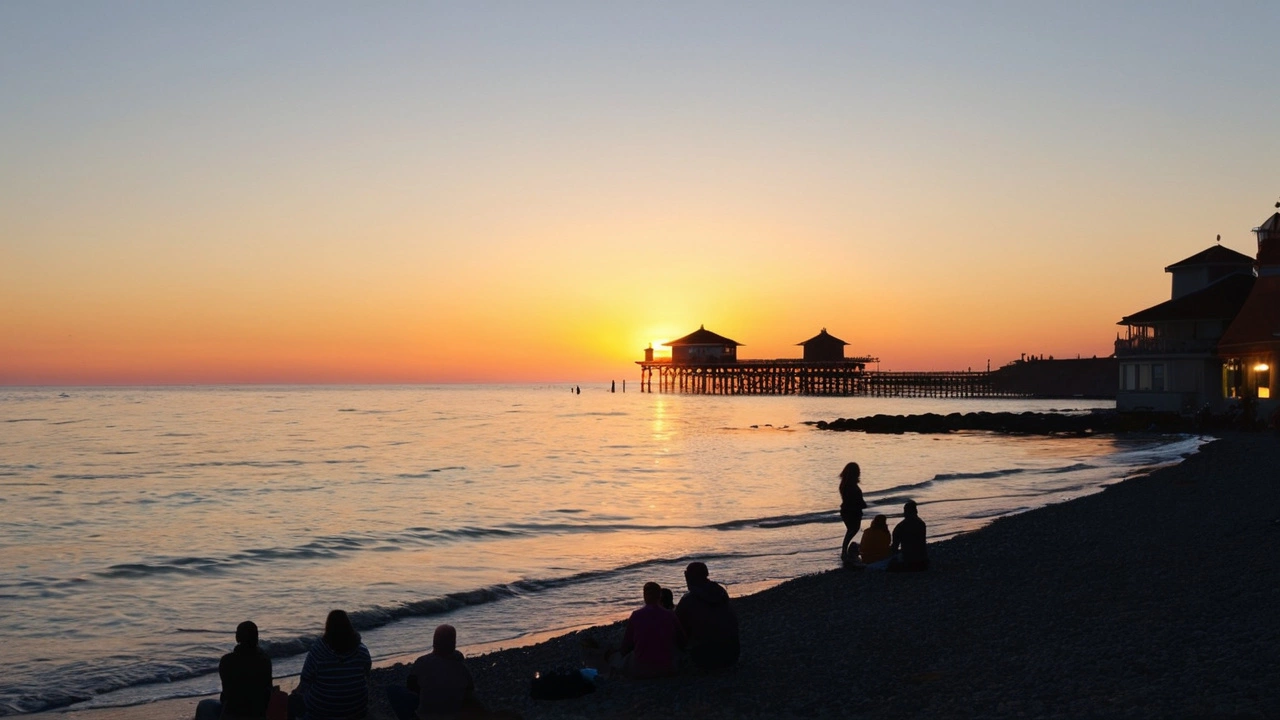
[839,462,868,561]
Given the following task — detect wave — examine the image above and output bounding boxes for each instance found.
[177,460,305,468]
[710,510,837,531]
[397,466,466,478]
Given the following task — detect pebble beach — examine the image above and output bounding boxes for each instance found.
[32,432,1280,720]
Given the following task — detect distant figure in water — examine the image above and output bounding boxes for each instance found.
[387,624,484,720]
[620,581,685,678]
[859,514,893,565]
[291,610,371,720]
[675,562,740,670]
[839,462,867,561]
[195,620,273,720]
[888,500,930,572]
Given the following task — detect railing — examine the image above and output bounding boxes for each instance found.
[1114,336,1218,356]
[637,357,880,367]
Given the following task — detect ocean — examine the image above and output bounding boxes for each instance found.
[0,386,1200,715]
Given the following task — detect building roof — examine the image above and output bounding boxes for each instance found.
[1163,245,1255,272]
[1217,275,1280,355]
[1119,272,1256,326]
[1254,212,1280,234]
[797,328,849,346]
[664,325,743,347]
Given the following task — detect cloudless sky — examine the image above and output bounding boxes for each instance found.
[3,2,1278,384]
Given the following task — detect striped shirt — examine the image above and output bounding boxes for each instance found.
[299,639,371,720]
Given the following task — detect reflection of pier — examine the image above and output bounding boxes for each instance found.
[637,359,1016,397]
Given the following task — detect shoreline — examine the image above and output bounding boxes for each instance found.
[27,432,1280,719]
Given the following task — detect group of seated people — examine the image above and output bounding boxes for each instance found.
[196,609,373,720]
[196,507,924,719]
[855,500,930,572]
[195,562,742,719]
[616,561,741,678]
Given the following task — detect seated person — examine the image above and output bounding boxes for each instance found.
[620,581,685,678]
[674,562,740,670]
[388,624,482,720]
[195,620,273,720]
[294,610,372,720]
[887,500,930,572]
[659,586,675,611]
[859,515,893,564]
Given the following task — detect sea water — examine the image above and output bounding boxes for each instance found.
[0,386,1200,714]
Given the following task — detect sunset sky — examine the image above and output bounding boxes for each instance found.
[3,3,1278,384]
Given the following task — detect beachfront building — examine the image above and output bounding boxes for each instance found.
[798,328,849,361]
[1216,212,1280,422]
[1115,244,1255,413]
[665,325,742,364]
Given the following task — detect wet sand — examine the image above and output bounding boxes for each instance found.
[28,432,1280,719]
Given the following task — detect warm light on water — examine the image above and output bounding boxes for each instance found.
[0,386,1197,714]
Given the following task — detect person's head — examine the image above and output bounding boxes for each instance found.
[684,561,709,589]
[660,587,675,610]
[432,624,457,655]
[323,610,361,654]
[903,500,919,518]
[235,621,259,648]
[870,514,888,531]
[840,462,861,484]
[643,581,662,605]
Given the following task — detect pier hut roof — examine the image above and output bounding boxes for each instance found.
[797,328,849,346]
[1218,276,1280,355]
[665,325,743,347]
[1118,273,1255,326]
[1164,245,1254,272]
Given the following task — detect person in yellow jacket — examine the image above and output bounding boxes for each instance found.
[859,514,892,564]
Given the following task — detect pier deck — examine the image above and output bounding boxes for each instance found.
[636,359,1026,398]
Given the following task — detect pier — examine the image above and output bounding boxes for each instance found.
[636,359,1023,398]
[638,325,1033,398]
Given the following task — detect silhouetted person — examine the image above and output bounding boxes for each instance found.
[195,621,273,720]
[675,562,739,670]
[292,610,371,720]
[887,500,929,572]
[620,581,685,678]
[839,462,867,561]
[859,514,892,565]
[388,624,483,720]
[659,586,675,611]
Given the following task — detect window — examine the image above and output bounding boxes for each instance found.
[1139,364,1152,391]
[1151,364,1165,392]
[1256,362,1271,400]
[1224,359,1242,399]
[1124,364,1137,391]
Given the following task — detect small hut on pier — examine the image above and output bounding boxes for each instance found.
[665,325,741,364]
[798,328,849,362]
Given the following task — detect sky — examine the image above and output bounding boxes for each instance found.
[2,2,1278,384]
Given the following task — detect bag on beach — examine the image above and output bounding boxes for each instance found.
[530,669,596,700]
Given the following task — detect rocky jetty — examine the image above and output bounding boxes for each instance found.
[807,409,1213,435]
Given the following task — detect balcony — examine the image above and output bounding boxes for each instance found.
[1114,336,1218,356]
